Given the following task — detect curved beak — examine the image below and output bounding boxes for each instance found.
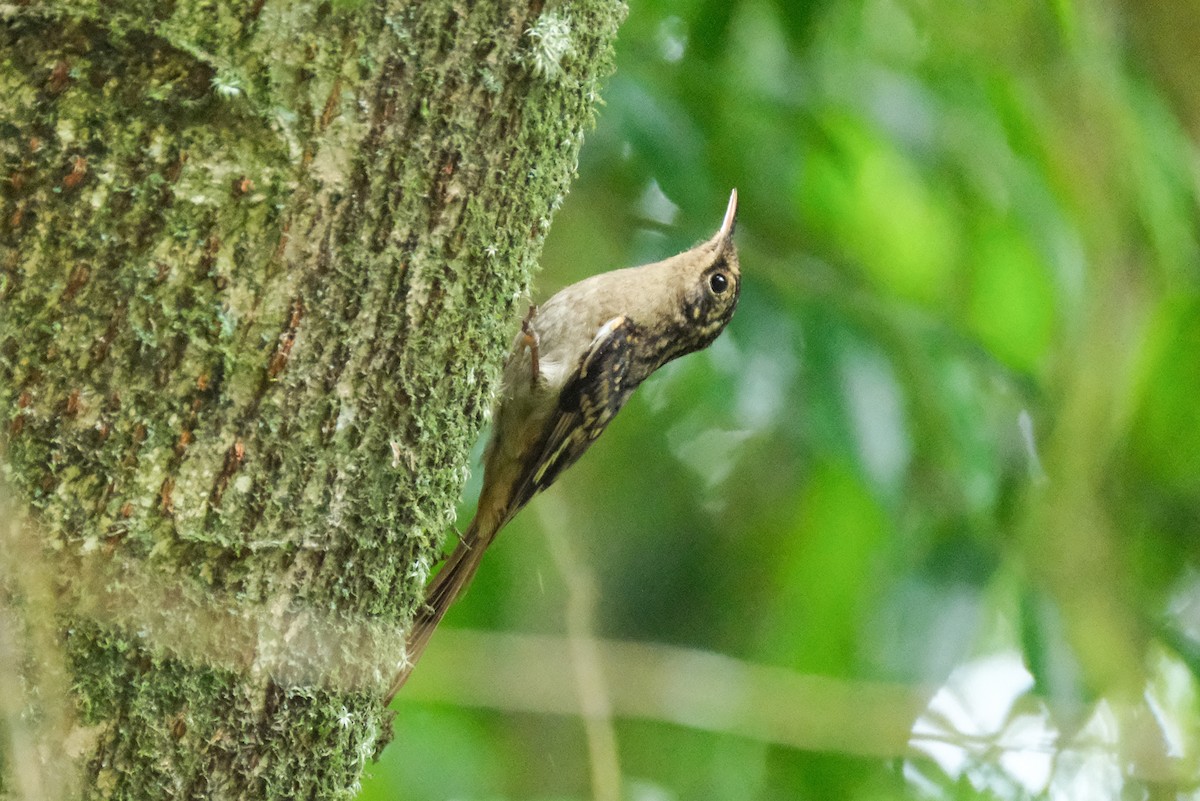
[718,188,738,240]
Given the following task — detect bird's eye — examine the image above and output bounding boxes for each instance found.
[709,272,729,294]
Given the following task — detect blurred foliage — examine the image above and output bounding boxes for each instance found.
[365,0,1200,798]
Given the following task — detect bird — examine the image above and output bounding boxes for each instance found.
[387,189,741,701]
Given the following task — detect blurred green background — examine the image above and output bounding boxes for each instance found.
[366,0,1200,798]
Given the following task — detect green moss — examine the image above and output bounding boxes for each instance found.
[67,621,390,799]
[1,0,625,796]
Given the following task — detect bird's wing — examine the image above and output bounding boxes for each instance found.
[391,315,640,701]
[506,315,640,514]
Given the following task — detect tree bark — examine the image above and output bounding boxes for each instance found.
[0,0,624,797]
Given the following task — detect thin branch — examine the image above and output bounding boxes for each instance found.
[537,497,622,801]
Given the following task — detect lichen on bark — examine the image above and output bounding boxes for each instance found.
[0,0,625,796]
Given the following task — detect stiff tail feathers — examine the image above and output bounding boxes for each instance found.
[386,520,490,702]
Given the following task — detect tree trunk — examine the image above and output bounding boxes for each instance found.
[0,0,624,797]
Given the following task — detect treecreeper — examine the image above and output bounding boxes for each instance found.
[387,190,742,702]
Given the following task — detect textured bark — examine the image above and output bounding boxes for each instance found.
[0,0,624,797]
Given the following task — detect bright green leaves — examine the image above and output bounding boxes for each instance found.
[965,222,1057,372]
[769,460,889,676]
[1131,295,1200,491]
[801,118,961,307]
[800,115,1060,372]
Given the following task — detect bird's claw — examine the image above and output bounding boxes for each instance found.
[521,305,541,388]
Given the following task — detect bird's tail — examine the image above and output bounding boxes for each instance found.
[386,515,492,703]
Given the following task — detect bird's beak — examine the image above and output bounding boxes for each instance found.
[718,188,738,240]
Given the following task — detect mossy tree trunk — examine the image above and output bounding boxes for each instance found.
[0,0,623,797]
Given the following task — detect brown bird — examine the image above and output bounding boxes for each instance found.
[388,190,741,701]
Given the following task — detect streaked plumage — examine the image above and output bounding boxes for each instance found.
[387,190,741,701]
